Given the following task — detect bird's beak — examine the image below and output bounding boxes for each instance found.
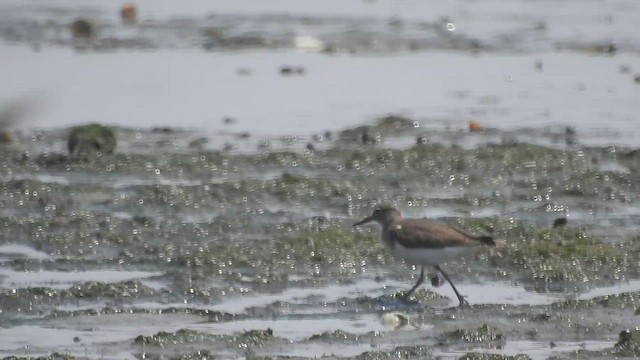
[353,216,372,227]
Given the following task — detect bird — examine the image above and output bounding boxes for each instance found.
[354,205,496,306]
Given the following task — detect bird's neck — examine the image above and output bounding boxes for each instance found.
[380,216,401,230]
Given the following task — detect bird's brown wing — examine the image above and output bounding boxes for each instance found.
[388,219,486,249]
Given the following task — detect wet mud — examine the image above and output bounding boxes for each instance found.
[1,118,639,359]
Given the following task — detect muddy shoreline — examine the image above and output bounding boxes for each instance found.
[0,119,639,359]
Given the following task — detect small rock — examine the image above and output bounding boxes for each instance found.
[619,65,631,74]
[151,127,173,133]
[279,66,294,75]
[236,67,252,76]
[634,75,640,84]
[565,126,577,146]
[535,60,543,72]
[430,275,442,287]
[67,124,117,159]
[70,19,93,39]
[381,312,409,329]
[236,132,251,139]
[279,65,305,76]
[223,117,237,125]
[552,217,567,228]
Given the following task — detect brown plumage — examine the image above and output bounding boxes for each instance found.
[354,205,496,306]
[387,218,495,249]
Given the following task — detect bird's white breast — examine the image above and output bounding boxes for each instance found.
[392,242,478,266]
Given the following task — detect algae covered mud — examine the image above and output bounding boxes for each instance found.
[1,118,640,359]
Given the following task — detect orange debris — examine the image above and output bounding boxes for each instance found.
[121,3,137,23]
[469,120,482,132]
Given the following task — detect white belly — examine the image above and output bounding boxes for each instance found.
[392,243,478,266]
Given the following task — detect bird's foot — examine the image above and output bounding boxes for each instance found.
[457,296,470,307]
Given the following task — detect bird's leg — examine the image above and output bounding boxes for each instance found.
[402,265,425,300]
[434,264,469,307]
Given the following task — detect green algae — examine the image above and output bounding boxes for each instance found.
[458,353,532,360]
[134,329,221,345]
[67,280,156,298]
[1,354,74,360]
[356,345,432,360]
[552,291,639,311]
[275,228,387,265]
[234,328,274,345]
[134,328,274,347]
[445,324,504,343]
[455,217,639,286]
[392,288,448,304]
[611,329,640,357]
[338,115,415,143]
[171,350,215,360]
[43,306,235,322]
[307,329,362,342]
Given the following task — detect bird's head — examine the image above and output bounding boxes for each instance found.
[353,205,402,227]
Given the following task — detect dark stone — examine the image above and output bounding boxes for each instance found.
[67,124,117,159]
[279,66,293,75]
[552,217,567,228]
[535,60,543,72]
[236,132,251,139]
[151,127,173,133]
[0,132,12,144]
[565,126,577,146]
[70,19,93,39]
